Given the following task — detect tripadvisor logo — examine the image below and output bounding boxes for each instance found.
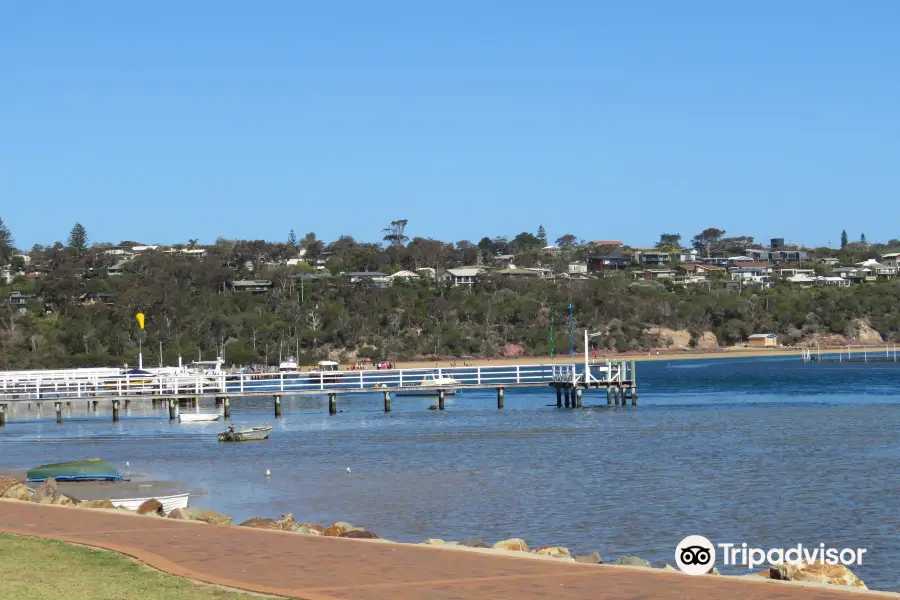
[675,535,716,575]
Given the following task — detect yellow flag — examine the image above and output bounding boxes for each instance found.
[136,313,145,330]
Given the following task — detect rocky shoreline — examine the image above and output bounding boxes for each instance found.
[0,476,869,591]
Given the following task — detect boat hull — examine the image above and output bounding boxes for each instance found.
[26,459,122,482]
[178,413,220,423]
[218,426,272,442]
[110,492,190,513]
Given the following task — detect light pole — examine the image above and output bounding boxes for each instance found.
[584,330,602,384]
[568,304,575,358]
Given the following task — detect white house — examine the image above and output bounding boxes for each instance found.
[440,268,482,286]
[879,253,900,269]
[568,262,587,274]
[389,270,421,281]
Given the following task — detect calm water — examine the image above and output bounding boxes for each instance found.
[2,356,899,590]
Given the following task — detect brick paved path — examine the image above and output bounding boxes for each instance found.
[0,501,885,600]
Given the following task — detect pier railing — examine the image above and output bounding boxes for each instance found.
[0,363,579,401]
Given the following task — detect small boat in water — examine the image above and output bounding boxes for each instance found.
[179,413,220,423]
[110,492,190,513]
[218,424,272,442]
[26,458,123,482]
[396,373,460,397]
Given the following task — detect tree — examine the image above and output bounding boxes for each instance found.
[510,232,542,252]
[537,225,547,246]
[287,229,297,247]
[67,223,88,255]
[383,219,409,247]
[656,233,681,250]
[840,230,848,249]
[0,216,13,264]
[860,233,867,244]
[555,234,578,248]
[691,228,726,257]
[187,238,199,249]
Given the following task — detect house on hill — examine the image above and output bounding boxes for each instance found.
[747,333,778,348]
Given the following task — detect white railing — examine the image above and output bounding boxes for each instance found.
[0,364,577,401]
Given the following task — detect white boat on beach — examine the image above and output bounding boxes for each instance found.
[178,413,220,423]
[278,356,299,372]
[109,492,190,513]
[396,373,460,396]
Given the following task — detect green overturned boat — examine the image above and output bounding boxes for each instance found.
[26,459,123,482]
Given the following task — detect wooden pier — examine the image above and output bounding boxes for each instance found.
[802,345,899,364]
[0,361,638,426]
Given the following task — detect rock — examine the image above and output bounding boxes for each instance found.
[458,538,489,549]
[615,556,652,568]
[184,507,232,526]
[294,525,323,536]
[339,530,379,539]
[428,405,438,410]
[78,499,114,509]
[167,508,192,520]
[575,552,603,564]
[136,499,165,516]
[423,539,445,545]
[0,477,32,501]
[324,521,355,537]
[239,513,296,531]
[769,561,866,589]
[710,567,720,576]
[663,564,677,572]
[532,546,571,560]
[296,522,325,534]
[492,538,529,552]
[31,478,58,503]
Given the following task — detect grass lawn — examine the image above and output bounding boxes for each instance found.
[0,533,268,600]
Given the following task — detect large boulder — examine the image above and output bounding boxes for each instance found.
[296,522,325,534]
[769,561,866,589]
[136,499,165,516]
[78,499,115,509]
[423,539,445,545]
[239,513,297,531]
[575,552,603,564]
[492,538,529,552]
[0,477,32,501]
[615,556,652,568]
[339,530,379,539]
[532,546,572,560]
[167,508,193,521]
[458,538,489,548]
[324,522,355,537]
[294,525,323,536]
[184,507,232,525]
[31,478,58,503]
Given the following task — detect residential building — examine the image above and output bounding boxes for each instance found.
[439,268,482,286]
[0,266,11,285]
[229,280,274,294]
[778,268,815,278]
[632,269,674,280]
[415,267,436,279]
[541,245,561,254]
[671,248,698,263]
[345,272,390,288]
[879,253,900,269]
[698,256,731,267]
[820,257,840,266]
[816,276,850,287]
[80,292,117,305]
[568,262,587,274]
[677,264,724,277]
[108,260,130,276]
[388,270,421,281]
[636,250,670,266]
[8,291,37,312]
[587,240,623,248]
[857,259,897,279]
[747,333,778,348]
[786,273,815,286]
[587,253,631,273]
[495,268,541,279]
[729,262,773,280]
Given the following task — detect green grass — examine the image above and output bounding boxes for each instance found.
[0,534,266,600]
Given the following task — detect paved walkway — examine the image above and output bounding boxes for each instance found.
[0,501,886,600]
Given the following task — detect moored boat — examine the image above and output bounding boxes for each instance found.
[178,413,220,423]
[396,373,460,396]
[109,492,189,513]
[217,424,272,442]
[307,360,342,384]
[278,356,299,372]
[26,459,123,482]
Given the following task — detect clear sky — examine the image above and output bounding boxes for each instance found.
[3,1,899,249]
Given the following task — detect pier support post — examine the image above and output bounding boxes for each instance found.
[168,399,176,421]
[438,390,445,411]
[564,386,571,408]
[614,386,620,406]
[112,400,120,422]
[383,390,391,413]
[556,386,562,408]
[152,398,158,408]
[55,402,62,423]
[92,400,98,412]
[274,395,282,418]
[606,386,612,406]
[497,387,504,409]
[576,388,583,408]
[328,393,337,415]
[215,397,223,408]
[223,397,231,419]
[0,405,5,427]
[631,385,637,406]
[193,397,199,408]
[124,399,131,410]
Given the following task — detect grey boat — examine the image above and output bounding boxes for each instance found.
[217,425,272,442]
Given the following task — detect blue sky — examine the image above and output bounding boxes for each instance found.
[3,1,899,249]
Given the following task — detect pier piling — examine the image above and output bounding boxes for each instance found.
[124,399,131,410]
[168,399,176,421]
[438,390,445,411]
[606,387,612,406]
[274,395,282,418]
[223,397,231,419]
[564,386,571,408]
[497,387,504,409]
[0,405,5,427]
[55,402,62,423]
[152,398,158,408]
[112,400,120,422]
[576,388,583,408]
[328,393,337,415]
[556,386,562,408]
[614,386,620,406]
[92,400,98,412]
[383,390,391,413]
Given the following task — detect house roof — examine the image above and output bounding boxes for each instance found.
[882,253,900,259]
[588,240,623,246]
[389,270,420,278]
[231,280,273,286]
[748,333,777,339]
[445,268,482,276]
[729,262,771,269]
[344,272,389,277]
